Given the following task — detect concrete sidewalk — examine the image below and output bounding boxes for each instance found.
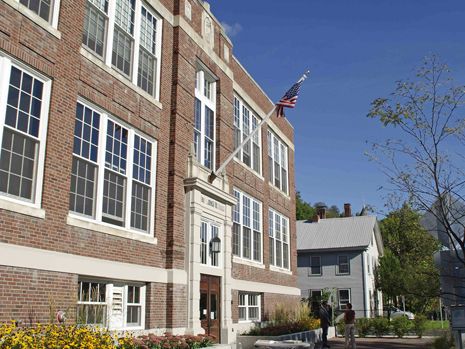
[323,336,434,349]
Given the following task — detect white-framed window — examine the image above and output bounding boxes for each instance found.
[200,220,221,267]
[232,189,262,263]
[0,56,51,208]
[309,256,322,276]
[338,289,351,310]
[82,0,163,98]
[337,255,350,275]
[69,100,157,235]
[267,130,288,194]
[238,293,261,322]
[77,280,145,329]
[233,96,261,174]
[194,69,216,170]
[77,281,107,326]
[126,285,142,327]
[15,0,61,26]
[268,208,290,269]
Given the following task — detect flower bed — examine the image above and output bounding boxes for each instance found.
[0,322,214,349]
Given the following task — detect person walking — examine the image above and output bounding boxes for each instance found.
[344,303,356,349]
[319,300,331,348]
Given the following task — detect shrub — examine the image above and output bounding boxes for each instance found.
[243,302,320,336]
[371,317,390,337]
[336,320,345,337]
[413,314,428,338]
[391,316,413,338]
[431,334,454,349]
[0,322,214,349]
[356,318,371,338]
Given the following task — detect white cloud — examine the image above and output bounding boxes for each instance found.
[221,22,243,37]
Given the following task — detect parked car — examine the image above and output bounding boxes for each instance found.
[384,306,415,320]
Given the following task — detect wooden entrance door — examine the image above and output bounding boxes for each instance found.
[199,274,220,342]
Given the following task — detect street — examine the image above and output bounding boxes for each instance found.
[324,337,434,349]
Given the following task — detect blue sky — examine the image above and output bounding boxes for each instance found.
[210,0,465,216]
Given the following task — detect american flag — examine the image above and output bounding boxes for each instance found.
[276,71,309,116]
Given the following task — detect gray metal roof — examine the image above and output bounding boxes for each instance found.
[297,216,378,251]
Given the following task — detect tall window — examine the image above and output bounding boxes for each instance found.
[193,70,216,170]
[82,0,162,98]
[0,58,51,206]
[309,256,322,276]
[238,293,261,322]
[232,189,262,263]
[337,255,350,275]
[200,221,220,267]
[268,209,289,269]
[233,96,261,174]
[69,101,156,234]
[338,289,351,310]
[267,130,288,194]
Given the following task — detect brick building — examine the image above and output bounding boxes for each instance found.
[0,0,300,343]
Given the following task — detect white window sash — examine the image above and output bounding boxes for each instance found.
[269,208,290,270]
[0,57,51,209]
[194,70,216,169]
[75,99,156,235]
[233,189,263,263]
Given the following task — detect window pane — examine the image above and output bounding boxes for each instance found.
[232,222,240,257]
[105,120,128,174]
[133,135,151,185]
[242,196,250,227]
[200,222,207,265]
[20,0,52,22]
[82,2,107,57]
[242,226,251,259]
[115,0,135,34]
[112,27,134,77]
[74,103,100,162]
[69,157,96,217]
[140,6,157,54]
[204,139,213,169]
[0,129,37,200]
[137,48,156,96]
[102,170,126,226]
[283,243,289,269]
[6,67,43,138]
[126,305,141,326]
[253,230,261,261]
[130,182,150,232]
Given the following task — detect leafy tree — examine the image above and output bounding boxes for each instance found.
[368,55,465,302]
[296,192,315,220]
[376,204,440,313]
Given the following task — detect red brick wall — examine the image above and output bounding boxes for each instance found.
[145,282,188,330]
[0,266,77,324]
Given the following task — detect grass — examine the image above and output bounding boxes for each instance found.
[424,320,449,330]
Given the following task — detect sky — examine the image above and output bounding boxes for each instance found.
[210,0,465,216]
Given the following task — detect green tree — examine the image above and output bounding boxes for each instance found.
[377,204,440,313]
[296,192,315,220]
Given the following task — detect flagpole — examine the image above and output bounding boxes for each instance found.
[209,70,310,183]
[209,105,278,182]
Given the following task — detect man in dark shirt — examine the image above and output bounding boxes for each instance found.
[344,303,356,349]
[319,300,331,348]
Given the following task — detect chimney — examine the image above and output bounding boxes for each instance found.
[344,203,352,217]
[316,206,327,220]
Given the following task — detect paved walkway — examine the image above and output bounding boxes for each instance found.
[322,336,434,349]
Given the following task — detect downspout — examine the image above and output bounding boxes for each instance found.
[361,250,369,318]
